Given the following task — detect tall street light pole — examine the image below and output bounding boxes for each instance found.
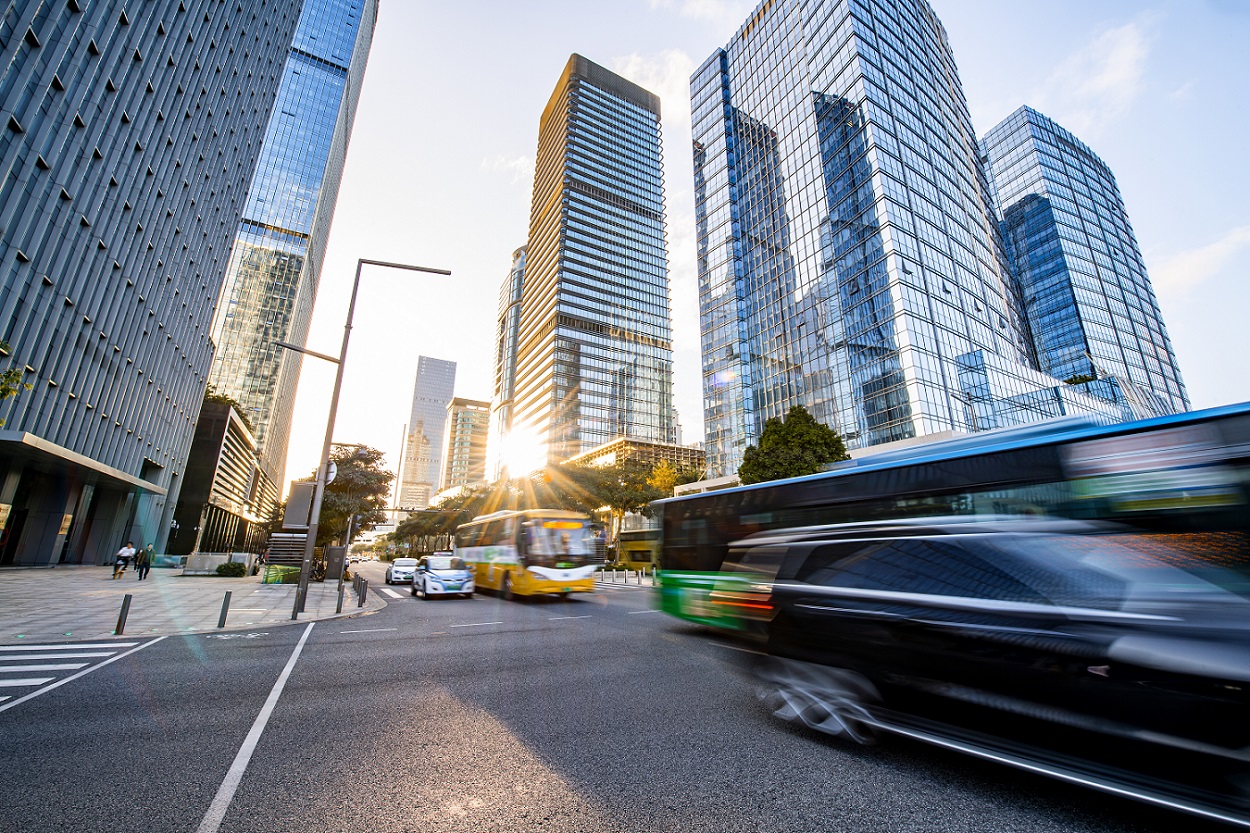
[277,258,450,619]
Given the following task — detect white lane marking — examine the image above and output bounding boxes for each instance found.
[0,696,8,703]
[338,628,397,634]
[0,664,89,672]
[0,643,138,652]
[0,652,112,660]
[0,678,54,687]
[449,621,503,628]
[710,641,766,656]
[0,638,165,714]
[380,588,405,599]
[548,615,593,621]
[194,622,315,833]
[627,609,663,615]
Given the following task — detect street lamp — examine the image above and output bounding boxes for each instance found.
[277,257,450,619]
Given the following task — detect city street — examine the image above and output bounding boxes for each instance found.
[0,560,1233,833]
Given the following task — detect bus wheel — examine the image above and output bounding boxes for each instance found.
[557,592,569,600]
[501,574,513,601]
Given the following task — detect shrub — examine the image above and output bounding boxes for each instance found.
[216,561,247,577]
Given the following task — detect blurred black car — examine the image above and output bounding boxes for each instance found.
[739,516,1250,826]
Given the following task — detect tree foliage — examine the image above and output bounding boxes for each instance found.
[315,445,394,547]
[0,340,32,427]
[738,405,850,485]
[203,383,254,434]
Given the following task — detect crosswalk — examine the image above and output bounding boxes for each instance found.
[0,640,154,711]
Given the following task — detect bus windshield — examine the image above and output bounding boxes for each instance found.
[524,522,593,567]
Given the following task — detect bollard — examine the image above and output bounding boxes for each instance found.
[336,582,345,614]
[357,578,368,607]
[115,594,132,635]
[218,590,232,628]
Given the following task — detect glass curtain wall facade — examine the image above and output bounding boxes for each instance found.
[487,245,525,481]
[440,398,490,492]
[0,0,300,565]
[692,0,1100,477]
[511,54,675,469]
[208,0,377,486]
[398,356,456,509]
[981,106,1188,417]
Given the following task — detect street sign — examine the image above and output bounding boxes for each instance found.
[326,461,337,484]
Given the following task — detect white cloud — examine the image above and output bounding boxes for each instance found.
[1033,16,1156,137]
[481,153,534,186]
[1152,224,1250,294]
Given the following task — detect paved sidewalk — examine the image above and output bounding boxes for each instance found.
[0,565,387,645]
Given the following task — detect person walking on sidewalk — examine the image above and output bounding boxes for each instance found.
[134,544,154,580]
[113,541,136,579]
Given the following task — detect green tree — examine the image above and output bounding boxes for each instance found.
[315,445,394,547]
[646,459,705,496]
[738,405,849,485]
[0,340,32,426]
[203,383,254,434]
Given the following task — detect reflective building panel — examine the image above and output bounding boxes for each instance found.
[981,106,1189,417]
[510,55,675,469]
[693,0,1045,477]
[208,0,378,486]
[398,356,456,510]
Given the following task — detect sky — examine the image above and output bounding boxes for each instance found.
[281,0,1250,493]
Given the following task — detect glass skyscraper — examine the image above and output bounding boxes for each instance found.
[981,106,1188,417]
[208,0,377,487]
[508,54,674,469]
[487,245,526,481]
[0,0,302,565]
[398,356,456,509]
[440,398,490,492]
[692,0,1114,477]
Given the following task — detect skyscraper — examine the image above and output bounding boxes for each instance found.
[981,106,1188,417]
[440,398,490,492]
[207,0,377,490]
[397,356,456,509]
[487,245,525,481]
[692,0,1114,477]
[507,54,675,470]
[0,0,301,565]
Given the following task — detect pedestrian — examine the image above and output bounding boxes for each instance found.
[113,541,136,579]
[135,544,154,580]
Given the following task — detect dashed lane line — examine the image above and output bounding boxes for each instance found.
[449,621,503,628]
[548,615,593,621]
[627,609,663,615]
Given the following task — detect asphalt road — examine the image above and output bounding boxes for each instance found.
[0,560,1236,833]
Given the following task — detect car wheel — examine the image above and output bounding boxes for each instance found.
[501,573,513,601]
[410,581,417,597]
[754,657,879,745]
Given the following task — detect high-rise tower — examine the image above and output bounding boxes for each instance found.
[0,0,302,565]
[398,357,456,509]
[981,106,1188,417]
[487,245,525,481]
[208,0,377,488]
[508,55,675,470]
[692,0,1113,477]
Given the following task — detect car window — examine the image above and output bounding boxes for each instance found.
[428,556,465,570]
[805,537,1050,604]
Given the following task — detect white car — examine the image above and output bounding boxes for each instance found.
[385,557,417,584]
[411,553,474,599]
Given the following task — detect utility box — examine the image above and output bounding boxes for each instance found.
[325,546,348,581]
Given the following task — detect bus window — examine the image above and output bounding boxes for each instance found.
[523,522,592,567]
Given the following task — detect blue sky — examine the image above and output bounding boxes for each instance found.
[282,0,1250,490]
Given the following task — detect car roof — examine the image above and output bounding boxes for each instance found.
[729,515,1108,548]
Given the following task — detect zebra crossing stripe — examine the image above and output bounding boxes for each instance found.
[0,643,138,652]
[0,678,55,687]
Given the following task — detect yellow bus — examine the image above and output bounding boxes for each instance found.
[453,510,600,599]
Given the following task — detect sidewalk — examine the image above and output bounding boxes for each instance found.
[0,565,387,645]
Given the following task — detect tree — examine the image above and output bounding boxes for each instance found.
[203,383,254,434]
[646,460,705,496]
[738,405,849,485]
[0,340,32,427]
[315,445,394,547]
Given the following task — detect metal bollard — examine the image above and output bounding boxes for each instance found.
[217,591,232,628]
[115,594,132,635]
[336,582,345,614]
[357,578,368,607]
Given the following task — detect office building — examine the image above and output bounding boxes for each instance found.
[440,398,490,491]
[692,0,1114,477]
[508,54,675,471]
[207,0,378,487]
[397,356,456,509]
[0,0,301,565]
[564,437,706,474]
[487,245,525,481]
[981,106,1188,417]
